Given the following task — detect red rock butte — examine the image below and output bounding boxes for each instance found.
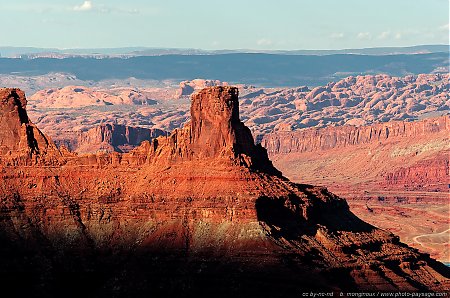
[0,87,449,297]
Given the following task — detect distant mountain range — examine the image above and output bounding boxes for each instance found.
[0,51,448,87]
[0,44,448,58]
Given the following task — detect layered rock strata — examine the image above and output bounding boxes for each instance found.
[53,123,166,153]
[0,87,448,297]
[262,116,449,155]
[261,116,449,191]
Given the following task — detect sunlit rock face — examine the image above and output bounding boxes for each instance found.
[0,87,448,297]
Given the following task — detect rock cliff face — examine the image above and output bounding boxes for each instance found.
[382,154,449,191]
[0,87,449,297]
[260,115,449,264]
[183,87,279,174]
[261,116,449,191]
[262,116,449,154]
[53,123,166,153]
[0,88,61,165]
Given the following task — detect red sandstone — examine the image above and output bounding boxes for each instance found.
[0,87,448,293]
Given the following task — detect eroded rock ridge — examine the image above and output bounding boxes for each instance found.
[0,87,448,297]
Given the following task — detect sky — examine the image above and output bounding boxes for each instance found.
[0,0,448,50]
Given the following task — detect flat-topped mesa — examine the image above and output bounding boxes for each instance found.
[0,88,61,165]
[147,86,281,176]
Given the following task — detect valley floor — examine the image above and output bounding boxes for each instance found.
[332,190,448,263]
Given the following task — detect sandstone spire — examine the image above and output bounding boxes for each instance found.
[0,88,60,165]
[147,86,281,176]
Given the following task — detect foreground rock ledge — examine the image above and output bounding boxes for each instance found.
[0,87,448,297]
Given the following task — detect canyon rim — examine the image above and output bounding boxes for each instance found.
[0,86,449,297]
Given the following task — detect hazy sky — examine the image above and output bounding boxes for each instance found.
[0,0,448,50]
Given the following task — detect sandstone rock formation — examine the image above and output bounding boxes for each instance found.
[382,154,449,191]
[261,116,449,192]
[27,74,448,146]
[0,87,449,297]
[262,116,449,155]
[0,88,61,166]
[53,123,166,153]
[240,73,448,136]
[261,116,449,263]
[176,79,228,98]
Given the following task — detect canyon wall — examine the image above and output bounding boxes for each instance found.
[382,154,449,190]
[54,124,166,153]
[261,116,449,154]
[262,116,449,192]
[0,87,448,297]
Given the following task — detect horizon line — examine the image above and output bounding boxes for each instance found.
[1,43,448,52]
